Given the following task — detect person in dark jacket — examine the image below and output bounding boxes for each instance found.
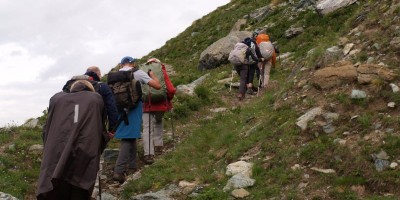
[37,80,110,200]
[85,66,119,132]
[141,58,176,164]
[235,38,259,101]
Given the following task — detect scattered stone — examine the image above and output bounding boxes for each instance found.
[343,131,351,135]
[343,43,354,55]
[285,26,304,38]
[29,144,44,152]
[296,107,323,131]
[387,102,395,108]
[210,108,228,113]
[389,83,400,93]
[179,180,197,194]
[311,63,357,89]
[304,174,310,179]
[323,123,336,134]
[373,159,390,172]
[350,185,365,197]
[191,32,199,37]
[97,192,116,200]
[351,90,366,99]
[226,161,253,176]
[248,6,271,22]
[310,167,336,174]
[298,182,308,189]
[333,138,347,145]
[390,37,400,50]
[218,77,233,84]
[357,64,395,84]
[223,173,256,192]
[316,0,358,15]
[0,192,18,200]
[373,150,390,160]
[231,188,250,198]
[176,74,210,96]
[390,162,398,169]
[8,144,15,151]
[291,164,301,170]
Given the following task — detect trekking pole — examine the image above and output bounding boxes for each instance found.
[229,68,235,93]
[148,86,151,159]
[257,65,263,97]
[170,108,175,150]
[98,173,102,199]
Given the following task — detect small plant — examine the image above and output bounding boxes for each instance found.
[357,113,373,129]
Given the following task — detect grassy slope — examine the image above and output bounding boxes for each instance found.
[1,0,399,199]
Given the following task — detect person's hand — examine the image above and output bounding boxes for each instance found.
[108,131,115,139]
[260,58,265,62]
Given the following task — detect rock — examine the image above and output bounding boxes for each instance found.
[296,107,323,131]
[351,90,367,99]
[248,6,271,22]
[277,52,292,60]
[373,150,390,160]
[323,123,336,134]
[388,102,395,108]
[323,112,339,121]
[210,108,228,113]
[285,26,304,38]
[333,138,347,145]
[351,185,365,197]
[191,32,199,37]
[310,167,336,174]
[374,159,390,172]
[231,19,247,32]
[198,31,251,70]
[338,37,349,46]
[291,164,301,170]
[231,188,250,198]
[176,74,210,96]
[311,62,357,89]
[29,144,44,153]
[316,0,358,15]
[343,43,354,55]
[389,83,400,93]
[8,144,15,151]
[131,184,179,200]
[218,77,233,84]
[366,57,374,64]
[226,161,253,176]
[390,37,400,50]
[0,192,18,200]
[23,118,39,128]
[97,192,116,200]
[390,162,398,169]
[223,173,256,192]
[298,182,308,189]
[357,64,395,84]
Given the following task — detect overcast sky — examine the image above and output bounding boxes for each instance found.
[0,0,230,127]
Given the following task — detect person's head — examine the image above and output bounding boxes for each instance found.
[252,28,266,39]
[243,37,252,47]
[120,56,137,68]
[70,80,95,93]
[85,66,101,81]
[146,58,161,64]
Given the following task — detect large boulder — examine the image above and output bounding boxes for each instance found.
[316,0,358,15]
[198,31,251,70]
[357,64,395,84]
[312,62,357,89]
[247,6,271,22]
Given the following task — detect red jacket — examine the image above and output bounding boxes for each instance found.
[143,63,176,112]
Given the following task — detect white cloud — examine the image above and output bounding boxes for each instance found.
[0,0,230,126]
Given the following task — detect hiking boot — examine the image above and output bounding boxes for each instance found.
[143,155,155,165]
[246,88,255,95]
[112,173,126,184]
[155,146,163,156]
[237,94,245,101]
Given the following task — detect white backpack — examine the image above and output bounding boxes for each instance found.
[228,43,248,66]
[258,41,274,61]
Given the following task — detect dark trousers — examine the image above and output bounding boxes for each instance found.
[234,65,249,95]
[115,138,137,174]
[247,63,258,85]
[37,180,90,200]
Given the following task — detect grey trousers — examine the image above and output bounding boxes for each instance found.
[114,139,137,174]
[234,65,249,95]
[142,112,164,156]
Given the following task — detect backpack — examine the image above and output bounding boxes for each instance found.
[258,41,275,61]
[139,62,167,103]
[228,43,248,66]
[62,75,100,93]
[107,69,142,112]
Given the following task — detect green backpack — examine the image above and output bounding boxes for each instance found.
[139,62,167,103]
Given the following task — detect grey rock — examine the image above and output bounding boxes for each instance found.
[343,43,354,55]
[296,107,323,131]
[323,123,336,134]
[316,0,358,15]
[249,6,271,22]
[223,173,256,192]
[351,90,366,99]
[176,74,210,96]
[23,118,39,128]
[231,188,250,198]
[374,159,390,172]
[0,192,18,200]
[285,26,304,38]
[191,32,200,37]
[29,144,44,152]
[96,192,116,200]
[389,83,400,93]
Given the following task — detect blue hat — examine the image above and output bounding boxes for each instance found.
[120,56,136,64]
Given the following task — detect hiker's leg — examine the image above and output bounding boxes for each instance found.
[142,113,154,156]
[239,65,248,95]
[259,61,266,87]
[128,139,137,169]
[114,139,131,174]
[263,61,272,87]
[247,64,256,88]
[69,184,90,200]
[255,65,260,81]
[154,112,164,147]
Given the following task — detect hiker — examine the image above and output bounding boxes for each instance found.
[234,38,259,101]
[61,66,119,133]
[141,58,176,164]
[37,80,111,200]
[256,33,277,88]
[112,56,161,183]
[246,35,263,95]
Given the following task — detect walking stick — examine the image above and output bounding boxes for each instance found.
[170,108,175,150]
[98,174,102,199]
[148,86,151,159]
[257,65,264,97]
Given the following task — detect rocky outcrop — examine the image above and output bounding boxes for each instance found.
[285,26,304,38]
[316,0,358,15]
[357,64,395,84]
[390,37,400,50]
[176,74,210,96]
[198,31,251,70]
[247,6,271,22]
[311,62,357,89]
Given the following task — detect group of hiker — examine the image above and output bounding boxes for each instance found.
[37,56,176,199]
[228,30,277,101]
